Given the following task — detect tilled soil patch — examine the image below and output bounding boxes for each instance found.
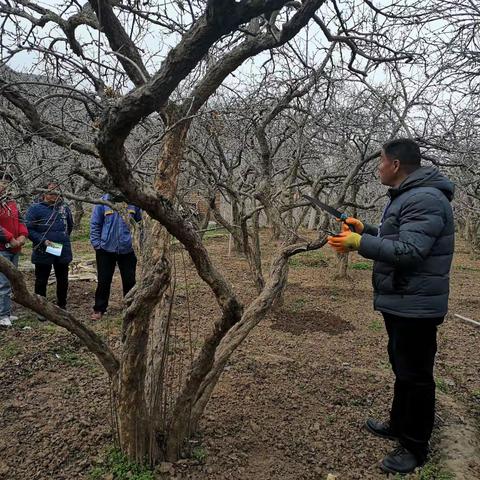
[0,237,479,479]
[270,309,354,335]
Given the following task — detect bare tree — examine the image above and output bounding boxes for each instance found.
[0,0,451,468]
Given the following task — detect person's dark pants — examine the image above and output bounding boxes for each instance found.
[382,312,443,462]
[94,249,137,313]
[34,262,69,309]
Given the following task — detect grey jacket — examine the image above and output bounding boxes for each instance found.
[359,167,455,318]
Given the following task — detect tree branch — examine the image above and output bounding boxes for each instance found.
[0,255,119,377]
[88,0,150,87]
[0,79,98,157]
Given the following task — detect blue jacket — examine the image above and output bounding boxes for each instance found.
[359,167,455,318]
[90,195,141,254]
[26,201,73,265]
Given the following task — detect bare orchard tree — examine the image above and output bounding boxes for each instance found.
[183,55,340,291]
[0,0,426,466]
[0,64,99,217]
[414,91,480,255]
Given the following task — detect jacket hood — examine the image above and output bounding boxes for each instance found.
[391,167,455,201]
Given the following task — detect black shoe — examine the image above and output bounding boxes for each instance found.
[365,418,399,440]
[380,446,423,474]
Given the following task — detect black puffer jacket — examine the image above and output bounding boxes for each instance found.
[358,167,455,318]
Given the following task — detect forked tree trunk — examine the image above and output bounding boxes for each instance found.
[164,240,293,460]
[112,108,323,466]
[241,209,265,292]
[116,107,190,463]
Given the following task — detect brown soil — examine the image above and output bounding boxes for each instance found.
[270,309,354,336]
[0,236,479,479]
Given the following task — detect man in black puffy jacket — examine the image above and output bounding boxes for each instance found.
[328,138,454,474]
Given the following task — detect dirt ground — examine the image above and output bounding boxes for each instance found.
[0,233,479,480]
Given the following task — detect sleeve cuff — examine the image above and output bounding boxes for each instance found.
[358,234,380,260]
[362,223,379,236]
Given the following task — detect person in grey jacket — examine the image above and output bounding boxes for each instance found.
[328,138,454,475]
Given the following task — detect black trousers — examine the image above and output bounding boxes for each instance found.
[93,249,137,313]
[383,312,443,461]
[34,262,69,309]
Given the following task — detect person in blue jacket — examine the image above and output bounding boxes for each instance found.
[26,182,73,315]
[90,194,141,321]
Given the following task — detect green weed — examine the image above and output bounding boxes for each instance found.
[43,323,60,334]
[89,447,154,480]
[290,298,306,311]
[351,261,372,270]
[0,341,23,361]
[436,378,449,394]
[369,319,383,332]
[71,229,91,242]
[455,265,479,272]
[71,215,91,242]
[191,446,207,463]
[416,461,455,480]
[379,360,390,370]
[53,347,89,367]
[326,414,335,424]
[289,251,327,268]
[13,315,39,329]
[203,228,228,239]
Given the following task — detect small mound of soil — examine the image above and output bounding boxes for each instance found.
[270,309,354,335]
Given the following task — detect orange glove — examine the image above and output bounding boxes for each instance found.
[327,230,362,253]
[336,216,364,234]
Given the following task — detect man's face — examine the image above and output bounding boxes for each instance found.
[44,184,60,204]
[378,150,400,187]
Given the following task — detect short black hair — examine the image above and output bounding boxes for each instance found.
[382,138,421,173]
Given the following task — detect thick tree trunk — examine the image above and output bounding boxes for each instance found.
[241,210,265,292]
[117,355,149,462]
[465,216,480,259]
[211,198,246,255]
[335,252,350,279]
[269,219,283,240]
[230,196,244,254]
[117,107,190,463]
[307,207,317,230]
[198,204,212,240]
[72,200,85,230]
[117,247,172,463]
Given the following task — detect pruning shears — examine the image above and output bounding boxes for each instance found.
[303,195,355,232]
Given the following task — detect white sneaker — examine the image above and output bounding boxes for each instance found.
[0,316,12,327]
[9,315,19,322]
